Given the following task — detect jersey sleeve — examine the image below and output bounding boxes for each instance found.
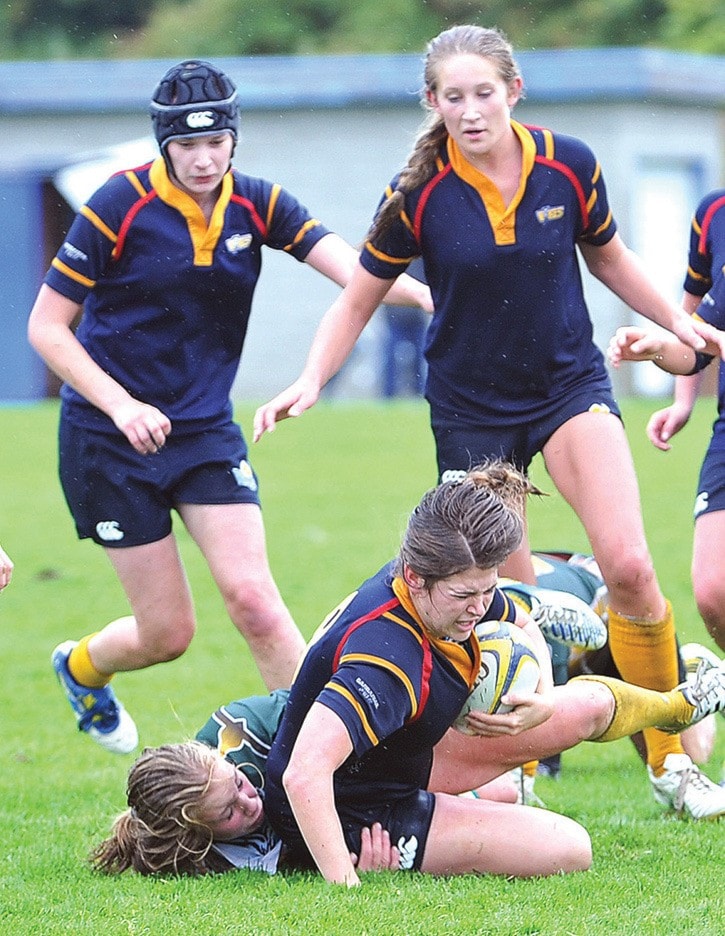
[683,191,725,297]
[315,618,425,758]
[359,177,421,280]
[258,181,331,260]
[44,171,141,304]
[555,134,617,246]
[196,689,289,766]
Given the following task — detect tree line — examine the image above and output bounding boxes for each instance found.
[2,0,722,60]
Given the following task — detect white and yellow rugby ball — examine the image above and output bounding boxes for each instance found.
[454,620,541,734]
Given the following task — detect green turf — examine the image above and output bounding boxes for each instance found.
[1,398,723,935]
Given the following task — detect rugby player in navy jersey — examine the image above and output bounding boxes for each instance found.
[28,60,430,757]
[618,190,725,656]
[254,24,723,818]
[89,466,725,880]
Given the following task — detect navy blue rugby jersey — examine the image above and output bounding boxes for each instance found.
[266,561,517,813]
[683,190,725,449]
[360,121,617,425]
[45,158,330,433]
[684,189,725,299]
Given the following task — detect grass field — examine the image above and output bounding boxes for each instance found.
[1,398,723,935]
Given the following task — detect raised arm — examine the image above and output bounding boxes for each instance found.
[304,235,432,311]
[281,701,359,886]
[27,284,171,454]
[253,264,394,441]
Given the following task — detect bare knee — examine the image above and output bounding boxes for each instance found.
[224,577,291,639]
[601,545,657,599]
[556,819,593,874]
[137,616,195,664]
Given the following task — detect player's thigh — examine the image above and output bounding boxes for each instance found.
[179,501,275,592]
[429,681,611,794]
[542,412,649,562]
[104,534,195,637]
[422,795,591,876]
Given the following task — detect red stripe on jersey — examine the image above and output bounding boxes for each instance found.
[330,595,432,722]
[112,191,158,260]
[331,597,400,672]
[231,193,268,238]
[699,195,725,256]
[413,164,453,244]
[534,155,589,230]
[109,161,154,181]
[408,635,432,723]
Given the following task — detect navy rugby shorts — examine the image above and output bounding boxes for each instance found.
[59,419,261,547]
[694,445,725,520]
[271,788,436,873]
[432,387,620,478]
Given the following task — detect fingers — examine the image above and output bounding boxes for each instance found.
[113,402,172,455]
[253,383,319,442]
[645,410,673,451]
[352,823,400,872]
[0,546,13,592]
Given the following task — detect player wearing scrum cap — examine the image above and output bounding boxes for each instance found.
[28,60,430,756]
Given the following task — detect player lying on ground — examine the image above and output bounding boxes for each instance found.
[92,466,725,879]
[92,658,725,878]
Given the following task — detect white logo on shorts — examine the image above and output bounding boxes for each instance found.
[694,491,709,517]
[396,835,419,870]
[231,459,258,492]
[96,520,124,542]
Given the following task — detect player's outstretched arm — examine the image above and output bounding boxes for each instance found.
[28,284,171,455]
[253,265,392,441]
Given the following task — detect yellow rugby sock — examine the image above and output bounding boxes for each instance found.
[67,634,112,689]
[573,675,694,743]
[606,602,685,774]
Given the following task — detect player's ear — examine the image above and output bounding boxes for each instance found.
[403,565,426,592]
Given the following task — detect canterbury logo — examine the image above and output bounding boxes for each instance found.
[186,110,216,129]
[96,520,124,542]
[396,835,419,870]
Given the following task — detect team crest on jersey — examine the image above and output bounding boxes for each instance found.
[232,459,258,491]
[225,233,253,254]
[535,205,565,224]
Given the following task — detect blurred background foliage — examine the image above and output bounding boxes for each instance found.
[1,0,723,60]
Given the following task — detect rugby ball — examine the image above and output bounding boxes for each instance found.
[454,620,541,734]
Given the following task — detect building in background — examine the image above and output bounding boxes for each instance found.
[1,49,723,402]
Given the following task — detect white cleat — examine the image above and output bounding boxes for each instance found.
[649,753,725,820]
[530,588,608,651]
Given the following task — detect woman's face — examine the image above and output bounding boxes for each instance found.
[427,52,521,164]
[166,132,234,201]
[406,564,499,642]
[197,757,265,842]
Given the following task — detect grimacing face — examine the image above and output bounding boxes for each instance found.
[406,564,499,642]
